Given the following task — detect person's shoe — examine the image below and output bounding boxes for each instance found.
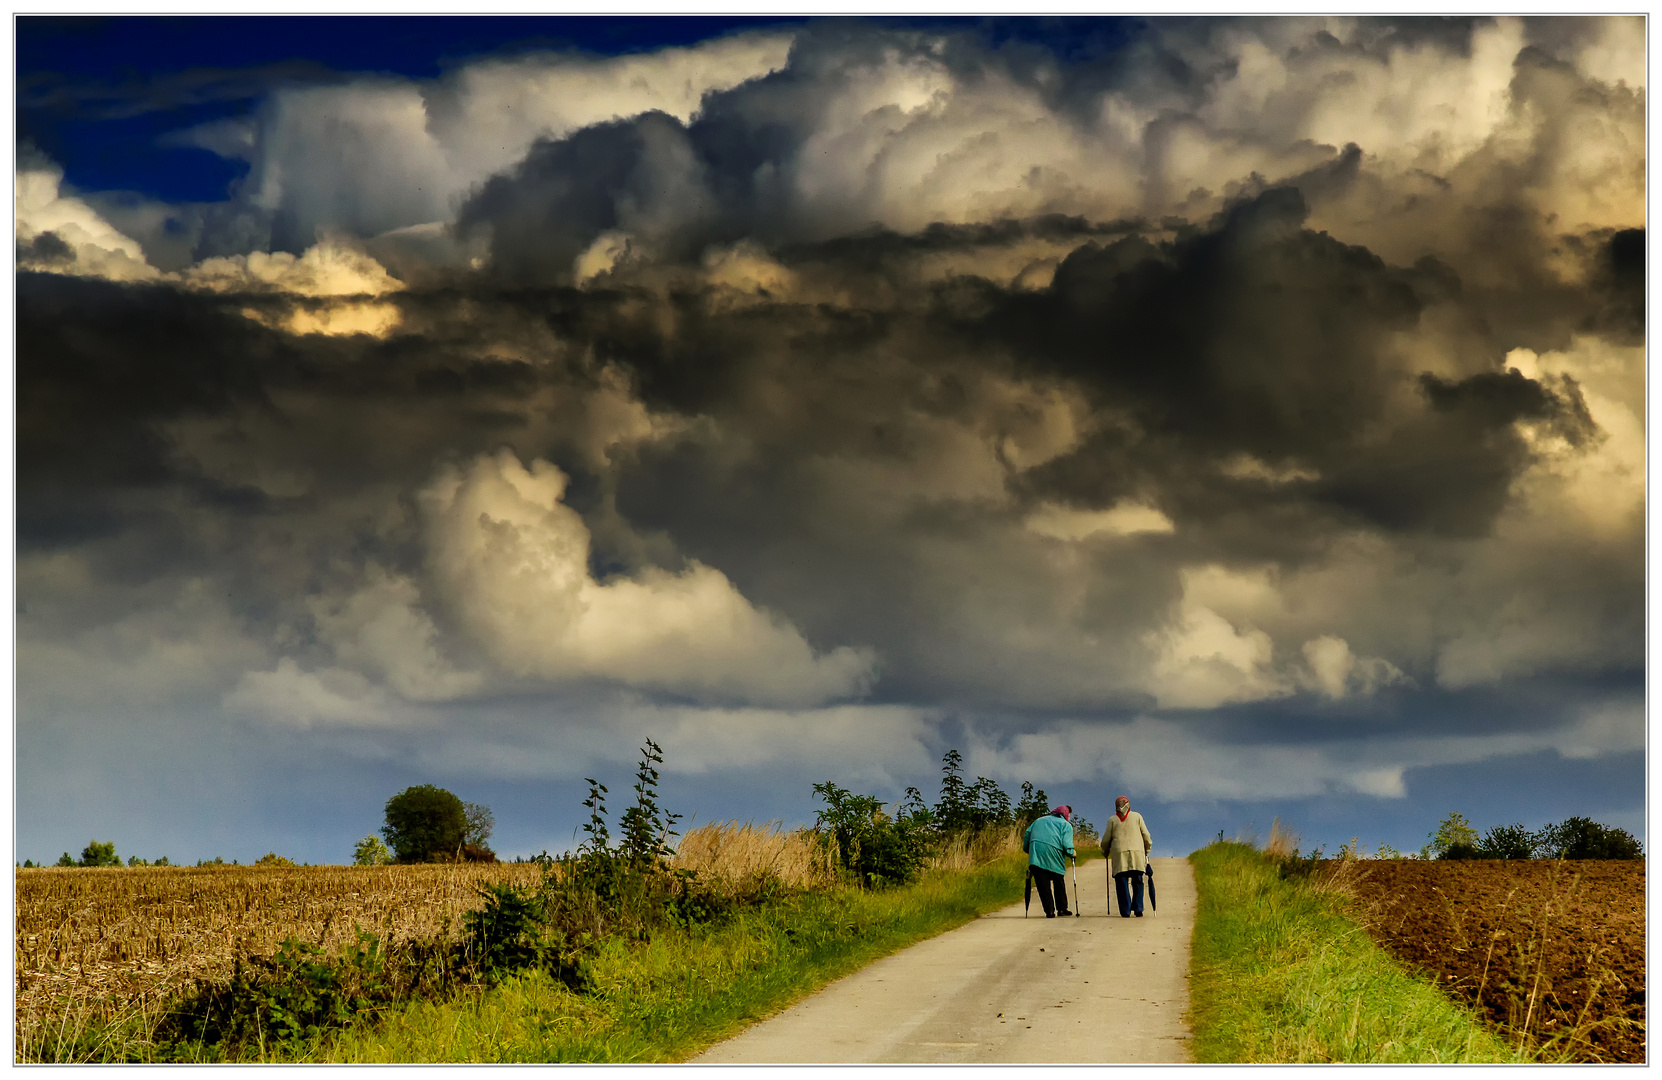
[1057,910,1073,917]
[1045,912,1056,918]
[1134,912,1143,917]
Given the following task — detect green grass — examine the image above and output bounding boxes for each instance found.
[277,852,1042,1063]
[1186,842,1532,1063]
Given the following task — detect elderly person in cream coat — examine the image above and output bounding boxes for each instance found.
[1103,795,1152,917]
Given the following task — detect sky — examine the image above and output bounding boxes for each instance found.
[13,15,1648,866]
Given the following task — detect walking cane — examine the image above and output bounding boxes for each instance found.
[1024,865,1033,918]
[1070,855,1079,918]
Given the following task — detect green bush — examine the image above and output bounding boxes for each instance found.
[811,781,929,888]
[80,840,120,867]
[162,931,419,1053]
[353,836,392,866]
[1535,816,1642,860]
[1479,823,1534,860]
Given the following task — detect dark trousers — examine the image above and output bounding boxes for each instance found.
[1032,867,1070,916]
[1114,870,1145,917]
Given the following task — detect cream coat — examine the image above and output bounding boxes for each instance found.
[1103,810,1152,875]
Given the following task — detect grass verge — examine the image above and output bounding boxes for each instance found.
[1187,842,1533,1063]
[276,851,1040,1062]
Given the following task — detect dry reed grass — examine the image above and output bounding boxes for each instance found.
[670,821,838,892]
[1265,818,1299,859]
[927,825,1024,872]
[16,862,542,1057]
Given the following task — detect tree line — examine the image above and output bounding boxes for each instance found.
[1425,811,1642,860]
[22,747,1092,874]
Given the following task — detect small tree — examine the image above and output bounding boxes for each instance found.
[55,853,75,867]
[354,834,393,866]
[1425,812,1480,859]
[463,803,496,850]
[894,786,935,831]
[127,855,149,867]
[1015,781,1050,826]
[934,749,973,834]
[618,738,679,869]
[79,840,119,867]
[968,776,1013,831]
[381,785,468,863]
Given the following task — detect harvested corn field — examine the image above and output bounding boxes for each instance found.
[16,862,543,1049]
[1346,859,1645,1063]
[16,821,836,1058]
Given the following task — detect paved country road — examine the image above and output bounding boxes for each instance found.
[692,856,1195,1064]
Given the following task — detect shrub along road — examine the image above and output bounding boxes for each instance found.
[693,856,1194,1064]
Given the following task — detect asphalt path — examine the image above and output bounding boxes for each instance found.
[692,855,1195,1064]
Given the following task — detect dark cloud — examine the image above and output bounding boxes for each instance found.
[14,18,1644,862]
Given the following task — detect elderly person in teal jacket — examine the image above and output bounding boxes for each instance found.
[1022,805,1077,917]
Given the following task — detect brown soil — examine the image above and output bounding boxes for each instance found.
[1343,859,1644,1063]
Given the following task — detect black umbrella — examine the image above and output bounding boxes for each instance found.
[1024,865,1033,917]
[1146,862,1157,913]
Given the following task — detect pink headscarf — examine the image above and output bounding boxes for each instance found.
[1052,805,1072,821]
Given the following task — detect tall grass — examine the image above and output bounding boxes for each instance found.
[1187,842,1533,1063]
[284,851,1033,1062]
[670,821,838,893]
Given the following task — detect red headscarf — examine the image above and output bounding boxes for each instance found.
[1052,805,1072,821]
[1116,796,1130,821]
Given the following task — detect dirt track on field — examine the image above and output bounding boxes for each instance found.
[1345,859,1644,1063]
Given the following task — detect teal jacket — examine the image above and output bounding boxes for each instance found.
[1023,814,1076,875]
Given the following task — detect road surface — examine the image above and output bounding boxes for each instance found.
[692,855,1194,1064]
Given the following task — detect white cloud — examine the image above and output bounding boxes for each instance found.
[16,165,163,282]
[16,162,407,339]
[1025,500,1175,541]
[421,449,877,705]
[1144,566,1291,709]
[235,35,791,244]
[1300,635,1409,700]
[182,237,403,297]
[224,658,397,728]
[1219,453,1320,484]
[308,568,482,702]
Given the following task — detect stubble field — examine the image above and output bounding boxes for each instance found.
[1345,859,1644,1063]
[16,862,545,1051]
[14,821,841,1059]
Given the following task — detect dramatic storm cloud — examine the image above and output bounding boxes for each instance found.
[15,16,1645,863]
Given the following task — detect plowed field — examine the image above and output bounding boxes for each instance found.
[1344,860,1644,1063]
